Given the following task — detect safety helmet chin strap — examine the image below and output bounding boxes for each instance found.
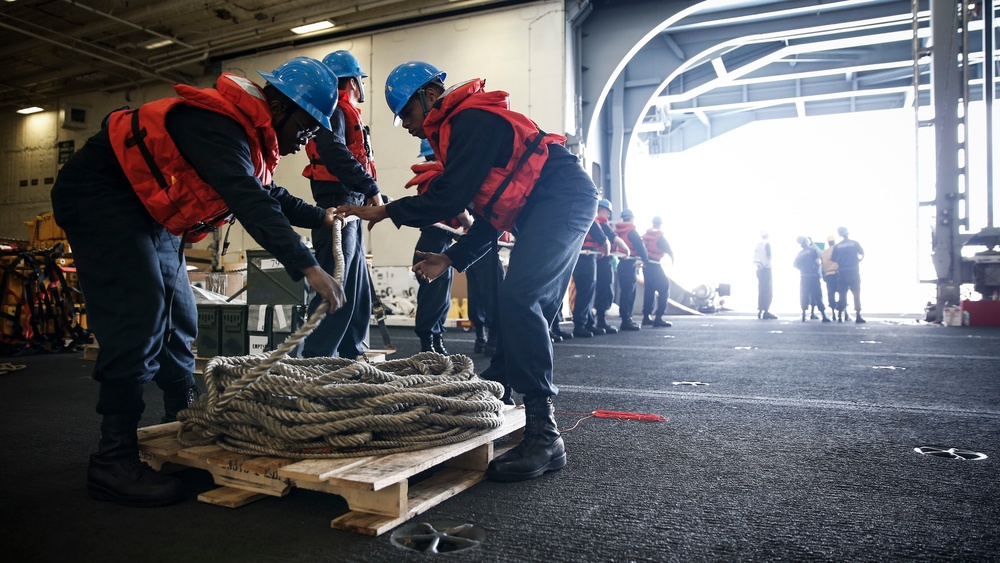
[416,87,431,117]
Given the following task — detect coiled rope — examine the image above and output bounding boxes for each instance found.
[177,218,505,458]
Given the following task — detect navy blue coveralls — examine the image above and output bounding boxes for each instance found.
[50,107,324,417]
[831,238,864,314]
[301,105,378,359]
[385,109,597,399]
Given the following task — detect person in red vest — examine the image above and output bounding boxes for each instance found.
[301,50,382,359]
[641,216,674,328]
[571,218,610,338]
[594,198,629,333]
[615,209,649,331]
[336,61,598,482]
[405,139,472,353]
[50,57,345,507]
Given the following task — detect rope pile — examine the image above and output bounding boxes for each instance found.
[177,218,506,458]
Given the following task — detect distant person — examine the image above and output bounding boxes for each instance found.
[820,234,844,321]
[572,218,610,338]
[466,231,506,356]
[641,216,674,328]
[593,198,629,334]
[793,236,829,322]
[301,50,380,360]
[754,231,777,319]
[614,209,649,330]
[404,139,472,353]
[831,226,865,323]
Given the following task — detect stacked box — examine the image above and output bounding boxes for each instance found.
[247,250,307,305]
[220,304,249,356]
[248,304,272,355]
[195,304,221,358]
[271,304,306,357]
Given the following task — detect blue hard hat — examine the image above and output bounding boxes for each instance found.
[385,61,446,123]
[258,57,338,130]
[598,198,612,212]
[621,208,634,219]
[322,50,367,79]
[417,138,434,158]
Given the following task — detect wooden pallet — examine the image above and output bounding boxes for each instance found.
[137,407,525,536]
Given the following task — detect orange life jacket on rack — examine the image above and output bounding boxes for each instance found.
[107,73,279,242]
[642,229,666,261]
[302,91,376,182]
[615,222,641,257]
[422,78,565,232]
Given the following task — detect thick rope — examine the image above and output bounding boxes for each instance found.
[177,218,506,458]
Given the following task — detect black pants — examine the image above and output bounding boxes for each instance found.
[824,273,840,311]
[466,249,504,334]
[594,256,615,315]
[617,259,639,322]
[799,274,823,310]
[757,267,773,312]
[413,228,454,338]
[52,180,195,417]
[303,199,370,358]
[571,254,597,328]
[642,262,670,317]
[837,267,862,313]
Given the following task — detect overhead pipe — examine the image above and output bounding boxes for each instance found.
[59,0,198,50]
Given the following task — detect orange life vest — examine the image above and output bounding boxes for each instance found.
[642,228,666,261]
[302,92,376,182]
[582,217,603,251]
[422,78,565,231]
[107,73,279,242]
[615,222,641,256]
[405,161,462,229]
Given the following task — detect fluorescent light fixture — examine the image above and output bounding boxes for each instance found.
[17,106,43,115]
[140,38,174,50]
[291,20,334,34]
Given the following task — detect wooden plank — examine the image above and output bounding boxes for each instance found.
[332,480,407,518]
[329,408,525,491]
[442,442,492,472]
[277,457,374,484]
[329,468,483,536]
[137,422,181,441]
[242,456,296,477]
[198,486,268,508]
[212,473,290,497]
[140,435,187,457]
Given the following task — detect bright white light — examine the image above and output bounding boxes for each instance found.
[141,39,174,50]
[291,21,334,35]
[17,106,43,114]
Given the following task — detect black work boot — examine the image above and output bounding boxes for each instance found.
[653,316,672,328]
[620,318,641,331]
[587,324,606,336]
[431,333,448,355]
[552,324,573,340]
[487,395,566,482]
[474,326,486,353]
[88,414,184,507]
[419,335,434,352]
[855,313,866,324]
[160,383,201,424]
[641,315,654,326]
[596,314,618,334]
[572,324,593,338]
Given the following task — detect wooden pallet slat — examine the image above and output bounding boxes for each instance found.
[136,406,525,536]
